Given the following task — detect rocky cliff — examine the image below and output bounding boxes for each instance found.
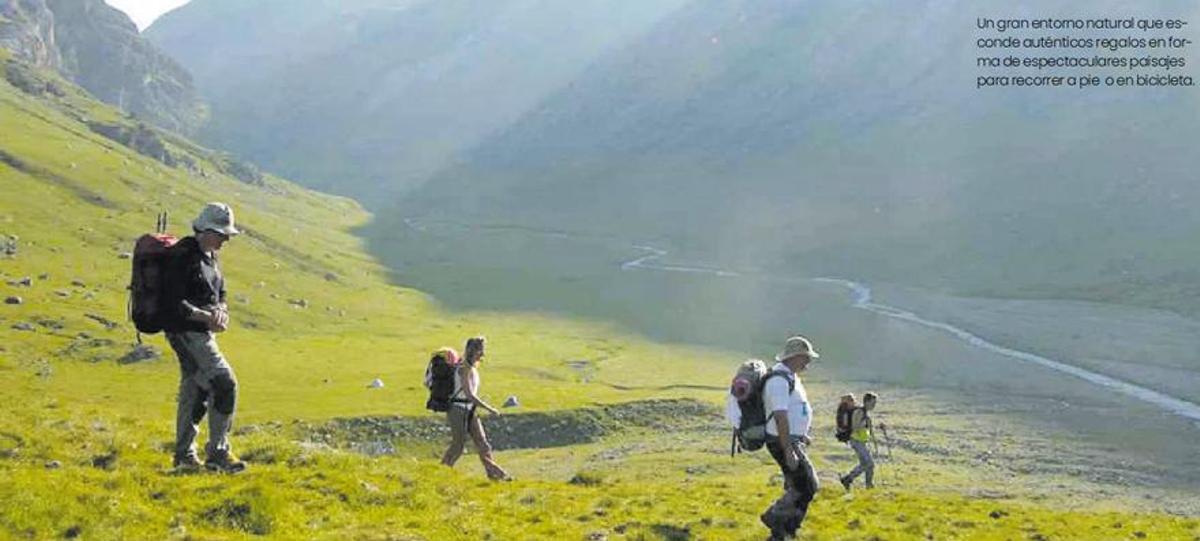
[0,0,205,133]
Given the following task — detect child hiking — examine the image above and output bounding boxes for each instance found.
[439,336,511,481]
[839,391,881,490]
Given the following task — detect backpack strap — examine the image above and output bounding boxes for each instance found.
[449,363,472,404]
[846,406,869,432]
[759,368,796,422]
[763,368,795,394]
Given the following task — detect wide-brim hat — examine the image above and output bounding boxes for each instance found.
[776,335,820,362]
[192,202,240,237]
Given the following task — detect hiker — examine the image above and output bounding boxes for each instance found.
[440,336,511,480]
[839,392,880,490]
[759,336,821,540]
[162,202,245,472]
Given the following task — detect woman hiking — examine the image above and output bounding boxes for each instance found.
[440,336,511,480]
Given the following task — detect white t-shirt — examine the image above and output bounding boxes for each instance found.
[762,363,812,438]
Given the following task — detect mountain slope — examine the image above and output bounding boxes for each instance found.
[146,0,1200,314]
[1,50,1198,539]
[0,49,733,422]
[145,0,689,202]
[0,0,205,133]
[385,0,1200,314]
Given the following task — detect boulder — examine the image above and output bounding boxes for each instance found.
[4,296,21,305]
[35,317,64,330]
[117,344,160,364]
[503,395,520,408]
[90,451,118,470]
[84,313,119,329]
[367,378,385,389]
[12,322,34,331]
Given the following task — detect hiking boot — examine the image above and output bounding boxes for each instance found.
[205,452,247,473]
[172,454,202,470]
[840,475,853,492]
[760,510,789,540]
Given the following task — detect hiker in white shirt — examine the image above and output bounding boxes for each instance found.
[759,336,821,540]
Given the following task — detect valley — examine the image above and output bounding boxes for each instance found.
[3,1,1200,538]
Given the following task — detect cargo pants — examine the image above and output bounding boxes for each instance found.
[765,438,820,536]
[165,331,238,460]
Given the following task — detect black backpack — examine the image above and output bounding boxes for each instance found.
[733,368,795,454]
[423,350,460,412]
[836,404,865,443]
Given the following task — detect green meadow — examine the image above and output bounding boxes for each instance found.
[2,51,1198,539]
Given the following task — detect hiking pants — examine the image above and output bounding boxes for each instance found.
[442,405,507,479]
[766,438,820,535]
[846,439,875,487]
[166,331,237,460]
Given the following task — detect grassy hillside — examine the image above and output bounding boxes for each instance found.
[1,52,1197,539]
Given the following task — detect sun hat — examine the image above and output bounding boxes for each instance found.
[192,202,240,237]
[775,335,820,362]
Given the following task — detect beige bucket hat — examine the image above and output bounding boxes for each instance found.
[192,202,240,237]
[776,335,819,362]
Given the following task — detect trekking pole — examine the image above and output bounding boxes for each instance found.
[879,424,893,460]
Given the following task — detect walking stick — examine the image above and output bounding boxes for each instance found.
[878,423,894,460]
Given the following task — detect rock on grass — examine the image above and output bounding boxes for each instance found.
[118,344,160,364]
[91,451,118,470]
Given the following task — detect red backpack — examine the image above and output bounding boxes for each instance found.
[128,212,178,335]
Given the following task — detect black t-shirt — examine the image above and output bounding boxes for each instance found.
[162,236,226,333]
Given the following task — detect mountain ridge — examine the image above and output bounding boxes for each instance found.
[0,0,206,133]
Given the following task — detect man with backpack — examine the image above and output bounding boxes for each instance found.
[161,203,245,472]
[759,335,821,540]
[839,392,879,490]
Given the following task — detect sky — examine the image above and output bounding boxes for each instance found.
[104,0,191,31]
